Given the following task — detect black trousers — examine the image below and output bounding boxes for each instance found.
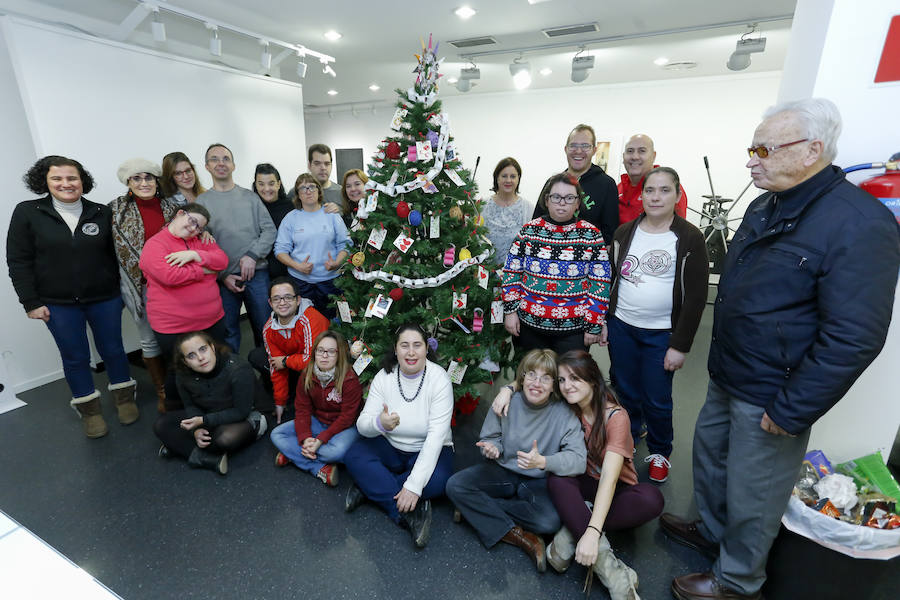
[515,322,587,356]
[154,410,255,459]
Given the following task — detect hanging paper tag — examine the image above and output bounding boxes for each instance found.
[353,352,374,375]
[337,301,352,323]
[477,265,489,289]
[407,145,417,162]
[430,214,440,238]
[449,316,471,334]
[444,168,465,186]
[453,292,468,310]
[445,144,456,161]
[491,301,504,324]
[367,226,386,250]
[393,232,414,253]
[423,179,438,194]
[371,294,393,319]
[364,297,377,318]
[416,140,433,161]
[366,191,379,212]
[390,108,408,130]
[388,170,400,186]
[350,218,363,232]
[447,360,468,385]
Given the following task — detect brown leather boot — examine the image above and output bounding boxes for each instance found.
[143,354,167,413]
[501,526,546,572]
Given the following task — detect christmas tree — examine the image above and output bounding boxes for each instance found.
[335,35,512,424]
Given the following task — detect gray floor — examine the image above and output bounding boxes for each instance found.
[0,310,896,599]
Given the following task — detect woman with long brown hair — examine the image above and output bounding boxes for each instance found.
[161,151,206,205]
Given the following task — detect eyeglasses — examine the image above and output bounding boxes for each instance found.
[129,174,155,184]
[270,294,297,303]
[185,214,205,233]
[173,168,193,179]
[747,138,809,159]
[206,156,232,164]
[547,193,578,205]
[567,143,593,151]
[315,348,337,357]
[524,371,554,385]
[297,185,318,193]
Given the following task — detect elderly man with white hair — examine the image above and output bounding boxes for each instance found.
[660,98,900,600]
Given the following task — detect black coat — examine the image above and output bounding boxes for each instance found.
[533,164,619,245]
[6,196,120,312]
[708,165,900,434]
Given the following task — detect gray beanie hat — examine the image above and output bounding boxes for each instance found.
[117,158,162,185]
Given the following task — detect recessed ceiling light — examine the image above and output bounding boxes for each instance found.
[327,89,338,96]
[455,6,476,19]
[539,67,552,76]
[447,77,459,84]
[368,84,380,91]
[653,57,669,66]
[663,61,698,71]
[324,30,342,41]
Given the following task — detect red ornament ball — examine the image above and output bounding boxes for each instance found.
[385,141,401,159]
[389,287,404,301]
[396,201,411,218]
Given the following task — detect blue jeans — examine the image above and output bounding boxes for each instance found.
[219,269,270,352]
[44,296,132,398]
[607,315,674,456]
[289,276,340,321]
[270,416,360,475]
[343,436,454,524]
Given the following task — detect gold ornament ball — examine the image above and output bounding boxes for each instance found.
[351,252,366,267]
[459,248,472,261]
[350,340,365,359]
[449,205,463,220]
[475,214,485,226]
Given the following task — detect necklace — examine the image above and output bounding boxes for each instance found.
[397,363,427,402]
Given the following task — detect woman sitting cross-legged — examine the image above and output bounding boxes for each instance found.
[153,331,268,475]
[446,349,586,572]
[270,330,362,486]
[342,323,455,549]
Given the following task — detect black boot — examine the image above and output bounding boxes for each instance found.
[401,500,432,548]
[187,447,228,475]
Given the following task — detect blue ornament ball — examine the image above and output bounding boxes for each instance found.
[408,209,423,227]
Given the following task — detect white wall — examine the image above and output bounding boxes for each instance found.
[0,17,306,392]
[305,71,783,224]
[782,0,900,463]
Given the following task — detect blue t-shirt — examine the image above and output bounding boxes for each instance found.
[273,208,350,283]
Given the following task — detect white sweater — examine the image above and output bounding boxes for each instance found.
[357,360,454,495]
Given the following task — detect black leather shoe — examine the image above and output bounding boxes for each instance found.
[672,572,762,600]
[401,500,433,548]
[501,526,546,572]
[660,513,718,556]
[345,484,365,513]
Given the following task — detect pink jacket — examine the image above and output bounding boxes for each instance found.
[139,228,228,333]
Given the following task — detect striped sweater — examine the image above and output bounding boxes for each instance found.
[501,217,610,333]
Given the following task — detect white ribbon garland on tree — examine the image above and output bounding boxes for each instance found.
[351,250,491,289]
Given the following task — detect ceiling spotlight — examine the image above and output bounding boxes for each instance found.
[327,89,338,96]
[456,65,480,92]
[150,8,166,42]
[324,30,342,41]
[369,83,380,91]
[539,67,552,76]
[447,77,459,84]
[570,49,595,83]
[260,40,272,70]
[455,6,477,19]
[323,63,337,77]
[509,56,531,90]
[727,25,766,71]
[206,24,221,56]
[296,53,308,78]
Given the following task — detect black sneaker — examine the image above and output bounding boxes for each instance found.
[345,484,365,513]
[402,500,432,548]
[158,444,170,459]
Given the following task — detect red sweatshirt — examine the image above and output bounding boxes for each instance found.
[261,302,330,406]
[617,170,687,224]
[140,228,228,333]
[294,369,362,444]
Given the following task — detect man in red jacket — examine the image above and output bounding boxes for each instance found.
[617,134,687,223]
[249,277,329,423]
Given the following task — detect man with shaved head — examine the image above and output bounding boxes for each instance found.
[617,134,687,223]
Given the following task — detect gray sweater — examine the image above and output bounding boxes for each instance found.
[480,391,586,478]
[196,185,276,278]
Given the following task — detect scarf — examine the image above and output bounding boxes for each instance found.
[314,364,335,386]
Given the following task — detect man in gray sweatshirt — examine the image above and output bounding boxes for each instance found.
[197,143,276,353]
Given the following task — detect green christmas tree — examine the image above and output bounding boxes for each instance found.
[335,35,512,424]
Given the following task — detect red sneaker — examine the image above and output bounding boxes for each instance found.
[274,452,290,467]
[317,464,339,487]
[646,454,671,482]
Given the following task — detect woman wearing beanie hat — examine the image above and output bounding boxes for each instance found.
[109,158,180,413]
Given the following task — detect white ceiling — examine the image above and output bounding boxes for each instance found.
[0,0,797,107]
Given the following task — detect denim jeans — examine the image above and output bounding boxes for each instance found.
[44,296,132,398]
[270,415,360,475]
[288,276,340,321]
[607,315,674,456]
[219,268,270,352]
[343,436,454,524]
[445,461,561,548]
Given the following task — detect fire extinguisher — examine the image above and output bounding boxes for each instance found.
[844,152,900,225]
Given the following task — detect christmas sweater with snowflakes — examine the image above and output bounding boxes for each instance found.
[501,216,610,334]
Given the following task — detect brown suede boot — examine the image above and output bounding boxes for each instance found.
[109,379,139,425]
[501,526,546,572]
[70,391,108,438]
[143,354,167,413]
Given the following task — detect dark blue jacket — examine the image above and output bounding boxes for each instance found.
[708,165,900,434]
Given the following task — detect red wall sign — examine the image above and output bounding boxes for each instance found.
[874,15,900,83]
